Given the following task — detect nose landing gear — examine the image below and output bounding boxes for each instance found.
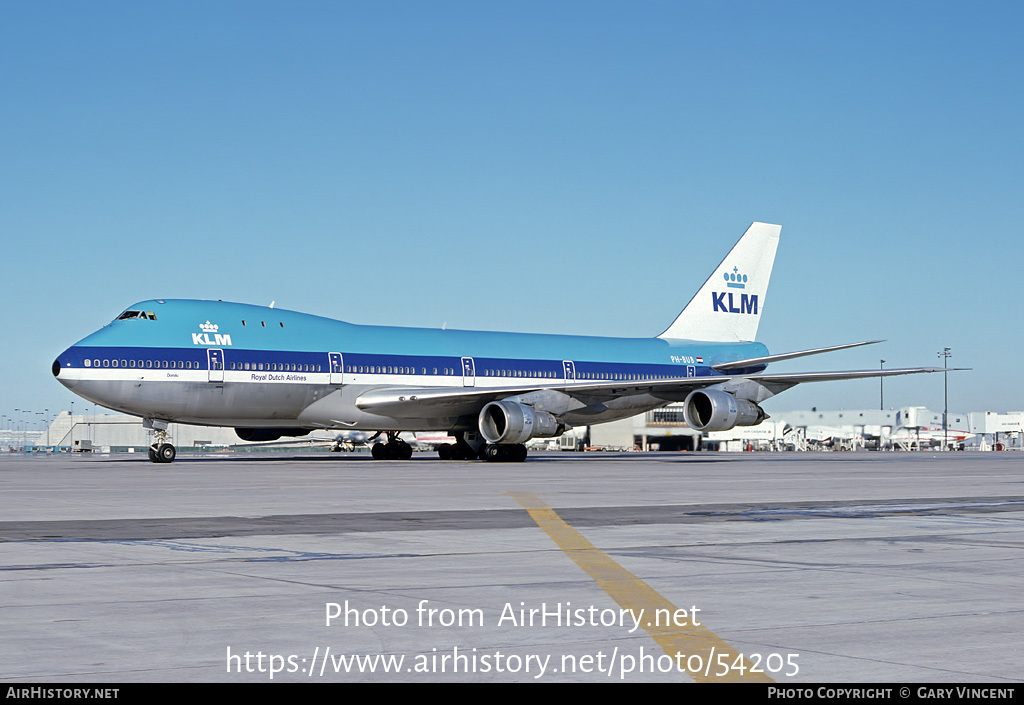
[145,418,177,463]
[149,441,176,463]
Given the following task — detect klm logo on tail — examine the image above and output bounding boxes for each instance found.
[657,222,778,341]
[712,266,758,314]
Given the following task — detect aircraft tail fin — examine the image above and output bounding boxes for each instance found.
[658,222,781,342]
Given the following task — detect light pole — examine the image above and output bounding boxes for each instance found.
[880,359,885,411]
[938,348,951,450]
[17,409,30,450]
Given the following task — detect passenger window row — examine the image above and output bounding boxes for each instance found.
[85,359,194,369]
[229,362,320,372]
[81,357,685,379]
[345,366,456,375]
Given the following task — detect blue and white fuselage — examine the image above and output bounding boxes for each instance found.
[53,298,766,430]
[52,223,944,462]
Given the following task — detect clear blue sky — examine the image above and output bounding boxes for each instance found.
[2,1,1021,429]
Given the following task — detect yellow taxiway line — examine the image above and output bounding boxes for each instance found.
[510,491,773,683]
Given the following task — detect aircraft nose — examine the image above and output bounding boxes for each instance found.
[52,356,78,389]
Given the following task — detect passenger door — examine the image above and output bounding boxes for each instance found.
[329,352,344,385]
[207,349,224,383]
[562,360,576,382]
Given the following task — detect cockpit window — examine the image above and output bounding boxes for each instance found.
[116,310,157,321]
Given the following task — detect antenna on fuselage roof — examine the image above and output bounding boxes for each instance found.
[269,301,275,309]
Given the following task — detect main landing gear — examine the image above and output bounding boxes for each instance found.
[479,443,528,463]
[366,430,530,462]
[436,442,527,461]
[436,431,528,462]
[369,431,413,460]
[436,432,481,461]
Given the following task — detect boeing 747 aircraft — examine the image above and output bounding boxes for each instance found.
[52,223,945,463]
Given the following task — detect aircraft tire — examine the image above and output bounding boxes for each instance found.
[437,443,454,460]
[371,442,387,460]
[383,441,412,460]
[148,447,159,463]
[156,443,176,463]
[454,441,477,460]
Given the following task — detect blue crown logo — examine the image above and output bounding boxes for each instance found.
[723,266,747,289]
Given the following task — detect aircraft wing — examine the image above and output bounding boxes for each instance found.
[354,378,715,417]
[354,366,953,417]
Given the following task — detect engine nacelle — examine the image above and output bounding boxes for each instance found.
[234,427,312,442]
[478,401,563,444]
[682,389,766,432]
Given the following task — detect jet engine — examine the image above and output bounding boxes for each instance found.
[234,427,312,442]
[478,400,563,444]
[682,389,766,432]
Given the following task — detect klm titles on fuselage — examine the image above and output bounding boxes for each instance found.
[192,321,232,346]
[192,332,233,345]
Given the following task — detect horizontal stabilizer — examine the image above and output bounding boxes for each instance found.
[712,340,884,371]
[753,366,964,385]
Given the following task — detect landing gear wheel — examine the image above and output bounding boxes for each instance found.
[481,444,528,463]
[150,443,176,463]
[437,433,484,461]
[371,433,413,460]
[454,440,477,460]
[146,420,176,463]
